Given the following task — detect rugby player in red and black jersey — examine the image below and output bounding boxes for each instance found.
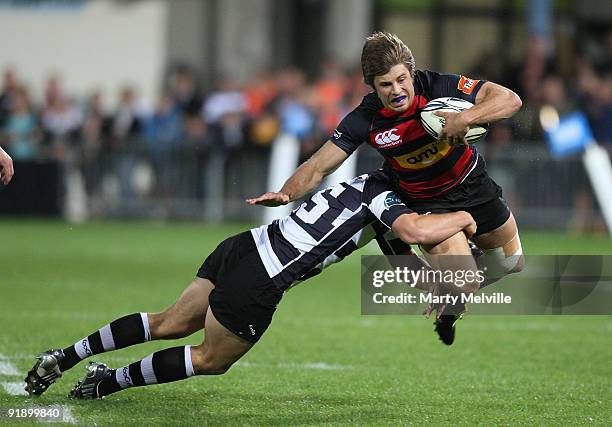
[248,32,525,344]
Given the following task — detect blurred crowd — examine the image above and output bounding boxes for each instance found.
[0,60,370,166]
[0,59,373,202]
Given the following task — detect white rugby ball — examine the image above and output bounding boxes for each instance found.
[420,97,488,143]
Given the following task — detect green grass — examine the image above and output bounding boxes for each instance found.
[0,221,611,426]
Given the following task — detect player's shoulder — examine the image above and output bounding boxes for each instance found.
[355,92,383,114]
[360,170,395,200]
[414,69,456,94]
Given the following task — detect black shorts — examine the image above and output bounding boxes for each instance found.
[197,231,284,343]
[391,160,511,236]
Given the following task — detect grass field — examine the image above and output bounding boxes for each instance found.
[1,220,611,426]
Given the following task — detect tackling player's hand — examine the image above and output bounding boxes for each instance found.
[434,111,469,146]
[423,282,447,320]
[0,147,14,185]
[246,192,291,207]
[463,219,477,239]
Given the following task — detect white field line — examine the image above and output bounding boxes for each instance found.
[1,381,27,396]
[0,360,19,376]
[236,360,353,370]
[0,353,77,424]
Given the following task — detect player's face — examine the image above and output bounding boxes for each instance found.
[373,64,414,113]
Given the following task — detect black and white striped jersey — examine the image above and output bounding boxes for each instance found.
[250,172,413,290]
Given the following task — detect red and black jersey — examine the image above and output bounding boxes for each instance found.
[331,70,486,199]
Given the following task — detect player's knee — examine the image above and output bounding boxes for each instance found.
[148,310,193,339]
[190,349,232,375]
[481,248,524,278]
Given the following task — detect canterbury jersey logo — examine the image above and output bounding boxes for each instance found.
[393,140,451,169]
[374,128,401,146]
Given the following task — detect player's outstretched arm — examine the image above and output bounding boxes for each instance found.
[390,211,476,245]
[246,141,348,206]
[0,146,14,185]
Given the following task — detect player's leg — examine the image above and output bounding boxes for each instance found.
[420,231,481,294]
[25,277,213,396]
[471,212,524,285]
[70,306,254,399]
[420,232,479,345]
[70,231,281,399]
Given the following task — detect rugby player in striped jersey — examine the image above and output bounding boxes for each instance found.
[25,171,476,399]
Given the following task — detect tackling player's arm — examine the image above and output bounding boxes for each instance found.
[246,141,348,206]
[0,146,14,185]
[437,81,522,144]
[390,211,476,245]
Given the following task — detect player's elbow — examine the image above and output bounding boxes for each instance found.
[508,90,522,114]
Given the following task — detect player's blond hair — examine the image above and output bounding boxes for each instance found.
[361,32,416,87]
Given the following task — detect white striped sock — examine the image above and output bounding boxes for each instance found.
[115,366,134,389]
[140,313,151,341]
[74,338,92,360]
[99,324,116,351]
[140,353,158,385]
[184,345,195,377]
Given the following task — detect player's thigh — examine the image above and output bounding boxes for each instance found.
[420,232,479,286]
[149,277,214,338]
[472,212,520,252]
[191,307,254,375]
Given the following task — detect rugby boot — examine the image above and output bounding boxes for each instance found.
[434,313,463,346]
[24,349,64,396]
[69,361,112,400]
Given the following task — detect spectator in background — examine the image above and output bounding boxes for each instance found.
[203,74,246,151]
[40,76,83,161]
[144,92,183,197]
[312,58,347,136]
[0,68,20,128]
[168,64,203,117]
[273,68,318,161]
[244,68,280,148]
[79,90,111,198]
[576,61,612,146]
[2,86,41,161]
[110,86,143,148]
[109,86,145,200]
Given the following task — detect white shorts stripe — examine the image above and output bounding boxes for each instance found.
[99,324,116,351]
[140,312,151,341]
[184,345,194,377]
[251,226,284,277]
[140,353,157,385]
[459,155,478,184]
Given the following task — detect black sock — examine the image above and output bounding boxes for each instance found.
[59,313,152,372]
[98,346,195,397]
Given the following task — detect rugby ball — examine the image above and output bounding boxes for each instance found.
[420,97,488,143]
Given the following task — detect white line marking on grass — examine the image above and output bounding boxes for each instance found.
[0,361,19,376]
[1,381,27,396]
[0,351,78,424]
[0,353,20,375]
[236,361,353,370]
[54,405,76,424]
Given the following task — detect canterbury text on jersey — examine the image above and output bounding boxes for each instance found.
[250,173,413,290]
[331,70,486,199]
